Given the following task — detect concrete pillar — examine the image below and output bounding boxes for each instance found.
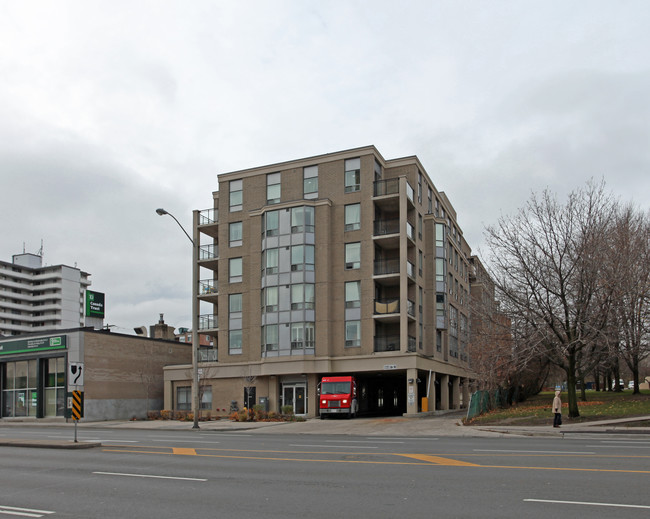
[452,376,460,409]
[164,380,173,410]
[461,377,470,409]
[426,370,436,412]
[440,374,449,410]
[406,368,418,415]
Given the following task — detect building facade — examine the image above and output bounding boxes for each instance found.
[0,328,190,420]
[0,252,98,337]
[164,145,481,417]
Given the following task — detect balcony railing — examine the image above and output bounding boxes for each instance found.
[199,279,218,295]
[373,178,400,197]
[374,298,399,315]
[198,349,218,362]
[374,335,417,353]
[199,244,218,260]
[374,259,400,276]
[199,314,217,330]
[199,208,218,225]
[374,219,400,236]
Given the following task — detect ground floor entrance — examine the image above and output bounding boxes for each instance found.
[281,381,307,415]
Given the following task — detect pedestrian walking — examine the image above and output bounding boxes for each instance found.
[552,390,562,427]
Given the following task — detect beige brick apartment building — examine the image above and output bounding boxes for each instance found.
[164,145,488,417]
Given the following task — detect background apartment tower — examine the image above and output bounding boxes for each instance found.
[0,251,100,337]
[165,146,483,417]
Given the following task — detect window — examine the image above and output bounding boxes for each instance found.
[267,172,281,204]
[345,242,360,269]
[291,244,315,271]
[229,293,242,313]
[344,158,361,192]
[291,322,315,349]
[344,204,361,231]
[229,329,242,354]
[345,320,361,347]
[291,206,315,233]
[303,165,318,198]
[176,386,191,411]
[263,286,278,312]
[264,210,279,236]
[345,281,361,308]
[229,179,242,212]
[229,222,243,247]
[263,324,279,352]
[229,257,242,283]
[264,248,279,274]
[200,386,212,410]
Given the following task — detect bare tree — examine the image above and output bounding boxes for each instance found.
[484,181,615,417]
[604,204,650,393]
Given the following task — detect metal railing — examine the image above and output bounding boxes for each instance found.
[199,208,218,225]
[198,314,217,330]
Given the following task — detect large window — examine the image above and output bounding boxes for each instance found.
[45,357,65,417]
[291,206,315,233]
[229,179,242,212]
[264,248,279,274]
[229,329,243,354]
[345,204,361,231]
[303,165,318,198]
[291,283,315,310]
[291,322,315,350]
[345,320,361,348]
[264,210,279,236]
[345,242,361,270]
[229,222,243,247]
[263,324,279,352]
[344,158,361,192]
[229,293,242,313]
[263,286,278,312]
[345,281,361,308]
[267,172,281,204]
[176,386,191,411]
[2,359,38,418]
[291,244,315,271]
[200,386,212,410]
[229,257,242,283]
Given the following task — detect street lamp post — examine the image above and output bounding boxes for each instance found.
[156,207,200,429]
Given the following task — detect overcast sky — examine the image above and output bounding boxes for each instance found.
[1,1,648,335]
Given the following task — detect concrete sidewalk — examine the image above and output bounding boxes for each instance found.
[1,413,649,448]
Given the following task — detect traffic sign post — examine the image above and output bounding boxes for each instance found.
[68,390,84,442]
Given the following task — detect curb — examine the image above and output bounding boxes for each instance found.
[0,439,102,449]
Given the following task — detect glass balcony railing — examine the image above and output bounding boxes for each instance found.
[198,349,218,362]
[373,178,399,197]
[199,208,218,225]
[199,244,218,260]
[199,279,218,295]
[199,314,217,330]
[374,219,400,236]
[374,259,400,276]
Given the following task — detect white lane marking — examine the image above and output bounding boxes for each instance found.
[525,499,650,510]
[290,444,378,449]
[586,445,650,449]
[92,472,207,482]
[326,440,403,444]
[0,505,55,517]
[599,440,650,444]
[369,437,438,441]
[474,449,595,454]
[101,440,139,443]
[150,439,220,444]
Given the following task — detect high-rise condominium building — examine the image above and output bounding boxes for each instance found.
[164,145,485,417]
[0,252,94,337]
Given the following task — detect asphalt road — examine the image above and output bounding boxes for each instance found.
[1,426,649,518]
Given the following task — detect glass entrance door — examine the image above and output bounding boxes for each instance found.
[282,384,306,415]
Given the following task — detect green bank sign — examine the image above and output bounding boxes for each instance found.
[0,335,67,356]
[86,290,105,318]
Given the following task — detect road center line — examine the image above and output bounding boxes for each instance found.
[524,499,650,509]
[326,440,404,444]
[92,471,206,482]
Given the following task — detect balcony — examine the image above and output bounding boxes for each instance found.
[198,279,218,303]
[198,314,218,334]
[198,208,219,238]
[374,298,416,322]
[198,244,219,270]
[374,335,417,353]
